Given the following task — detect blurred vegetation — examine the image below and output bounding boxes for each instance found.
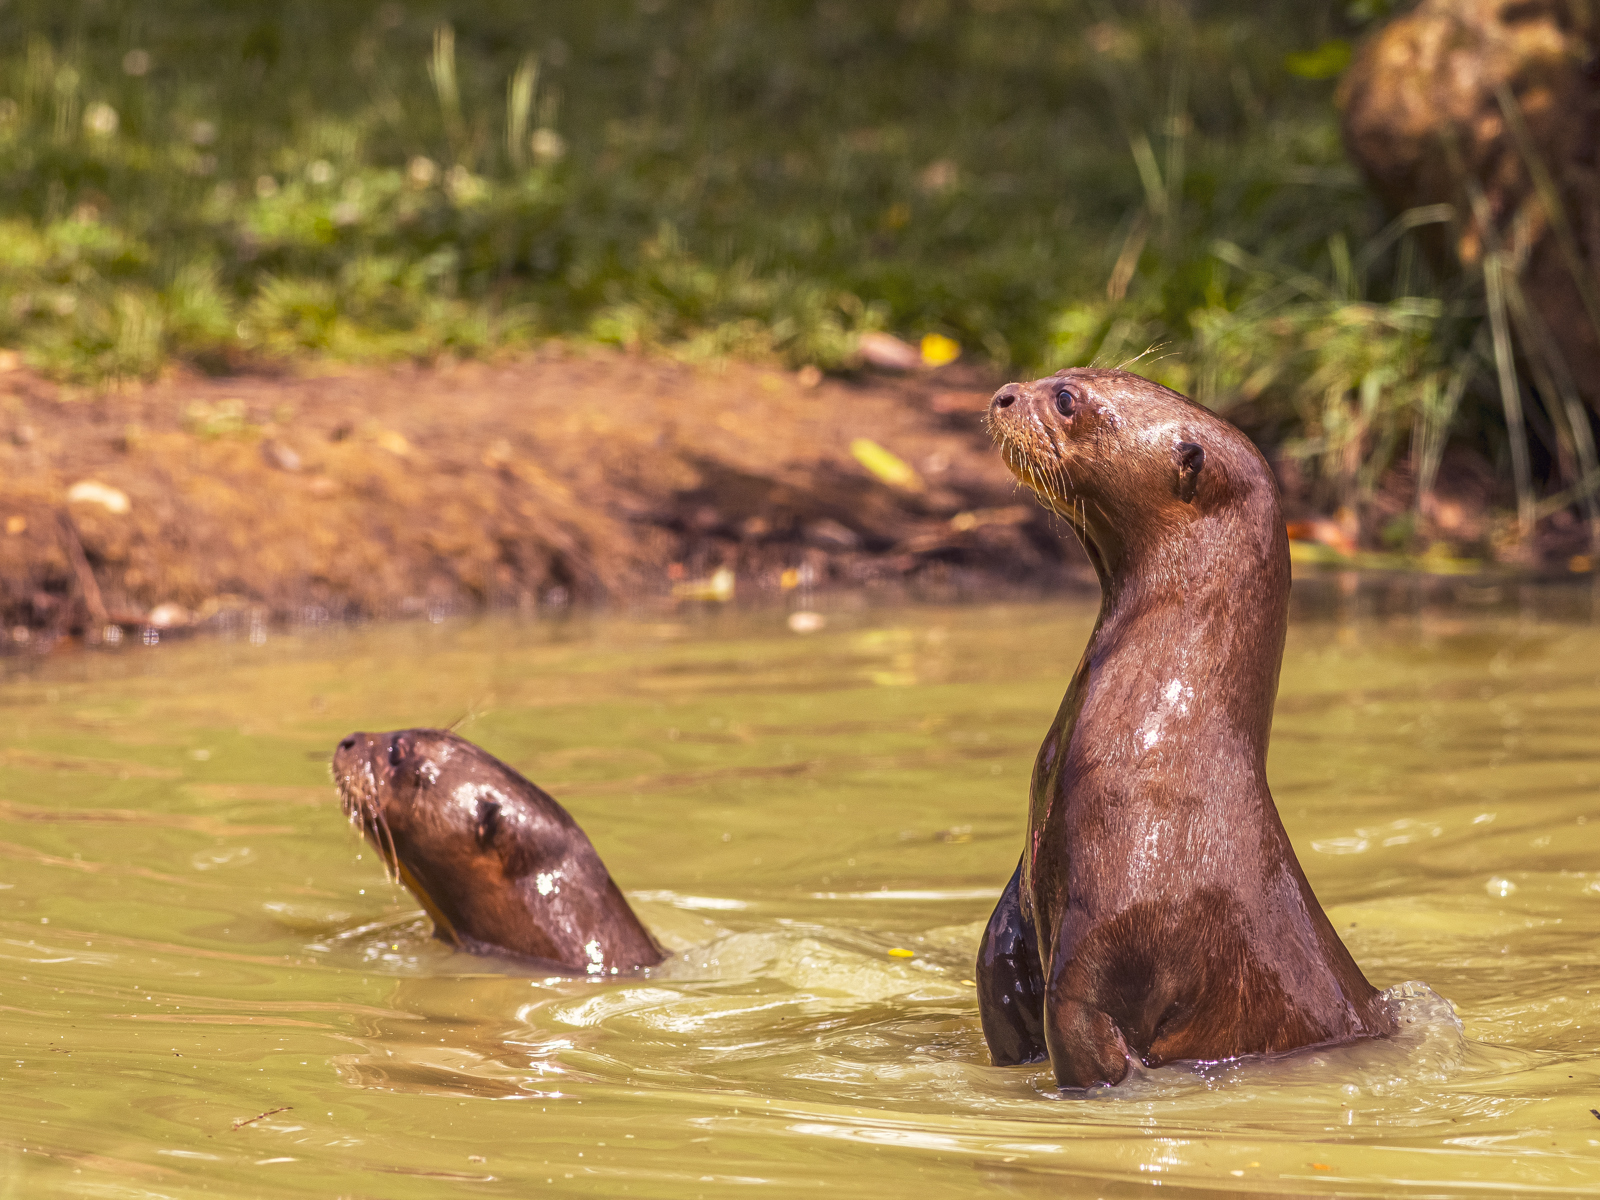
[0,0,1529,524]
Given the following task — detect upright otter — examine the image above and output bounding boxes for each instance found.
[978,369,1393,1089]
[332,728,665,973]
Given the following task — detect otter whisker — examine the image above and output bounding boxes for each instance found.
[445,699,491,734]
[360,760,400,884]
[1117,341,1170,371]
[991,413,1088,536]
[334,761,401,884]
[373,806,400,885]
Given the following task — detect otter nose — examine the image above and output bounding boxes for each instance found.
[337,734,358,752]
[991,386,1021,410]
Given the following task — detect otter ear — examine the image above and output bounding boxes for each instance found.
[1175,441,1205,504]
[474,799,502,848]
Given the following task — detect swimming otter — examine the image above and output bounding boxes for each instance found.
[978,368,1394,1089]
[332,728,664,973]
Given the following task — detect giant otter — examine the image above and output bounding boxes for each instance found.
[978,368,1394,1089]
[332,728,664,973]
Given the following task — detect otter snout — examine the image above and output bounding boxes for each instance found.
[990,378,1084,423]
[332,731,377,775]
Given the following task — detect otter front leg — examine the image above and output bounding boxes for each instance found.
[975,858,1047,1065]
[1044,985,1134,1089]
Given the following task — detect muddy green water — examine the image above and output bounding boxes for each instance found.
[2,588,1599,1199]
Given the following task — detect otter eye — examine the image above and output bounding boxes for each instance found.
[387,735,410,768]
[1054,388,1077,416]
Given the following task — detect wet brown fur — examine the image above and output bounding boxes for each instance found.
[977,368,1394,1089]
[333,728,664,973]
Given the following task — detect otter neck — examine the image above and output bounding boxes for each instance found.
[1074,500,1288,755]
[1068,498,1189,611]
[1085,530,1198,647]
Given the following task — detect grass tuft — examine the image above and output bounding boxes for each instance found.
[2,0,1585,539]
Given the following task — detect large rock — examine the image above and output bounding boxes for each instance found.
[1339,0,1600,409]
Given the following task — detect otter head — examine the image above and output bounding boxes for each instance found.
[331,728,662,971]
[986,368,1278,583]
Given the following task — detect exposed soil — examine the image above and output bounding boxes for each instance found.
[3,346,1592,649]
[0,347,1094,644]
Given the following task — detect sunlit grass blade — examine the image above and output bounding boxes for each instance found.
[1352,204,1454,295]
[1413,339,1475,518]
[1482,251,1537,537]
[428,23,463,162]
[1106,213,1149,302]
[1501,270,1600,547]
[1495,84,1600,347]
[507,54,538,172]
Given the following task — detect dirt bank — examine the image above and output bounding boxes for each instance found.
[1,348,1092,644]
[7,345,1594,649]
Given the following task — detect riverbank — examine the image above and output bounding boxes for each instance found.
[0,346,1088,644]
[5,344,1596,650]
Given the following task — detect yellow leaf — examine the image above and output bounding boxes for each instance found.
[672,566,735,602]
[920,333,960,367]
[67,480,131,514]
[850,438,922,491]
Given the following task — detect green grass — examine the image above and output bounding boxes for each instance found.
[1,0,1499,517]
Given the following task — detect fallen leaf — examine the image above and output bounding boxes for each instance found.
[260,440,301,472]
[67,480,131,514]
[672,567,735,602]
[920,333,960,367]
[850,438,923,491]
[857,331,921,371]
[950,506,1030,532]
